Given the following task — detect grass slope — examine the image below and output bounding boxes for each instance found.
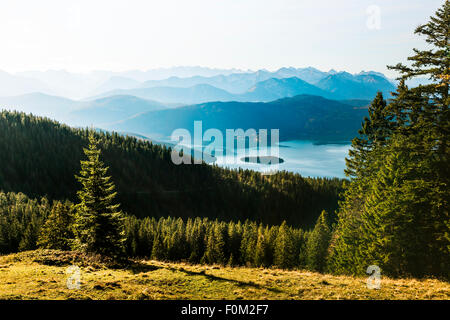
[0,250,448,300]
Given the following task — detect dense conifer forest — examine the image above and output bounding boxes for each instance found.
[0,189,334,271]
[0,110,343,269]
[0,110,342,228]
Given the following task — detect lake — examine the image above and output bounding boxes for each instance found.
[170,140,351,178]
[212,140,351,178]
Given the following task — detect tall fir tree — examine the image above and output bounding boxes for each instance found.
[72,133,126,258]
[362,134,448,277]
[329,93,391,275]
[345,92,391,179]
[306,210,331,273]
[201,222,227,265]
[151,232,165,260]
[227,221,242,266]
[187,217,207,263]
[240,221,258,266]
[298,230,309,268]
[254,225,270,267]
[37,201,74,250]
[388,0,449,197]
[274,221,296,269]
[330,1,449,278]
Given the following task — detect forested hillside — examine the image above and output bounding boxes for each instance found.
[107,95,369,142]
[0,111,342,229]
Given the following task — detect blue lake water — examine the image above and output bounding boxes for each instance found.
[170,139,351,178]
[213,140,351,178]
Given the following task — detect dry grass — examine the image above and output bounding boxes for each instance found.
[0,250,448,300]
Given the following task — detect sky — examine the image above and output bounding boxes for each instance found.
[0,0,445,77]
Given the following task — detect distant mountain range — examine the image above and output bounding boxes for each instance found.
[0,92,77,119]
[315,72,395,100]
[243,77,333,101]
[136,69,395,97]
[0,71,53,97]
[0,66,404,144]
[106,95,370,143]
[0,93,167,126]
[89,76,142,97]
[91,84,236,105]
[11,67,247,99]
[67,95,167,126]
[1,67,407,101]
[92,73,395,104]
[138,67,329,93]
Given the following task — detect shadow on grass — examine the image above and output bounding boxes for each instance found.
[126,261,161,274]
[167,267,284,294]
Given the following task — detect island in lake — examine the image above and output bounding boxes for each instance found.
[240,156,285,165]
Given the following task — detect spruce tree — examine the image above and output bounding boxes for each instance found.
[202,222,227,265]
[305,211,331,273]
[274,221,296,269]
[388,0,449,203]
[201,227,214,264]
[187,217,206,263]
[359,135,448,277]
[266,225,278,267]
[151,232,165,260]
[345,92,390,179]
[167,218,186,260]
[18,223,39,251]
[330,1,449,279]
[388,1,449,111]
[298,230,309,268]
[227,221,242,266]
[37,201,74,250]
[254,225,269,267]
[240,221,257,266]
[330,93,393,275]
[72,133,126,258]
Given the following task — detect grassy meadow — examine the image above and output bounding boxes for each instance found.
[0,250,448,300]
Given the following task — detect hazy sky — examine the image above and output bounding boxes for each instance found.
[0,0,444,77]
